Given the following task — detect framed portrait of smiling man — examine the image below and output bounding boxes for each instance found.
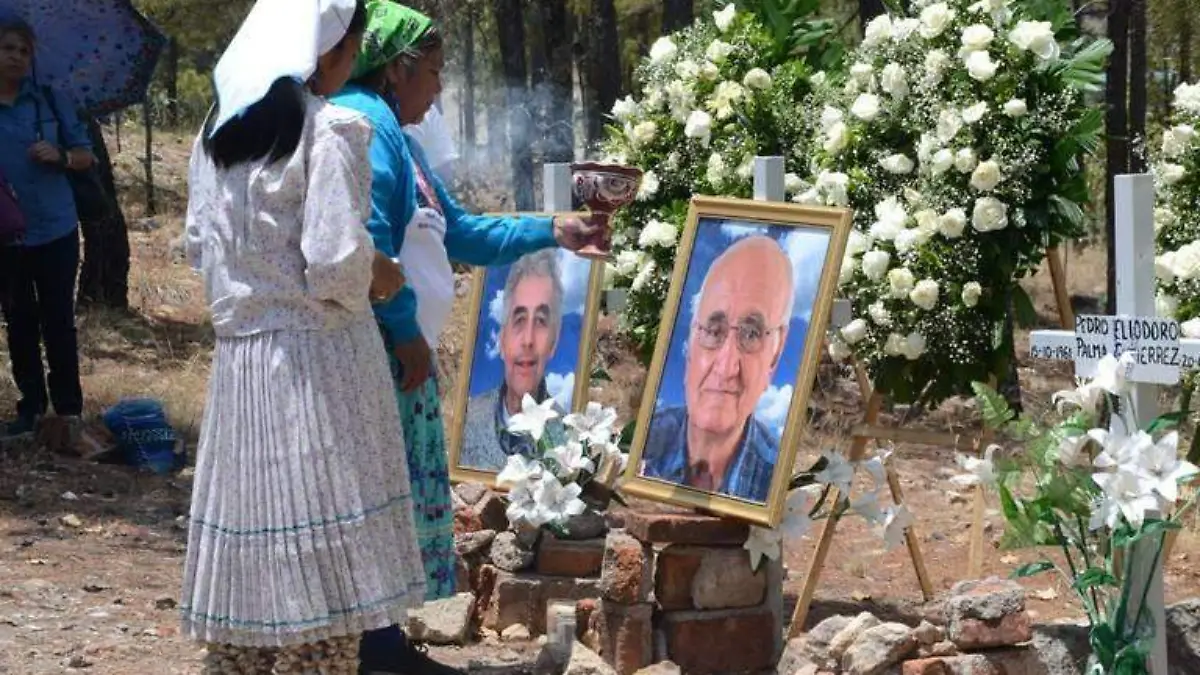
[448,231,605,486]
[622,196,852,527]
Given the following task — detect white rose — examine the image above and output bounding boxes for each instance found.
[965,50,997,81]
[649,37,678,64]
[828,339,853,361]
[937,208,968,238]
[972,197,1009,232]
[817,171,850,206]
[901,332,926,360]
[905,188,926,206]
[1174,82,1200,114]
[636,171,660,200]
[638,219,679,248]
[1002,98,1028,117]
[743,68,772,90]
[919,2,955,38]
[709,80,745,119]
[846,230,870,256]
[871,197,907,241]
[631,260,657,292]
[713,3,737,32]
[894,229,920,254]
[1156,252,1178,281]
[962,102,988,124]
[892,18,920,41]
[795,188,821,205]
[850,62,874,84]
[699,61,720,81]
[675,59,699,80]
[1155,207,1178,232]
[1160,163,1187,185]
[861,250,892,281]
[706,39,734,63]
[880,63,909,100]
[912,208,938,230]
[924,50,950,84]
[820,105,844,131]
[961,24,995,52]
[962,281,983,307]
[1162,124,1197,158]
[863,15,893,47]
[614,250,642,277]
[735,157,753,181]
[851,93,882,122]
[706,153,727,185]
[936,108,963,143]
[630,120,657,146]
[1172,243,1200,279]
[1008,21,1059,60]
[970,159,1002,191]
[644,86,665,110]
[784,173,804,194]
[1157,293,1179,318]
[879,153,915,174]
[888,267,916,298]
[823,121,850,154]
[611,95,637,122]
[930,149,955,176]
[684,110,713,146]
[1183,318,1200,339]
[839,255,856,285]
[884,333,907,356]
[917,134,939,162]
[869,301,893,327]
[955,148,978,173]
[841,318,869,345]
[909,279,940,310]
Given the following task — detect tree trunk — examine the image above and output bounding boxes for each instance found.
[1105,0,1129,315]
[662,0,693,34]
[164,38,180,128]
[462,2,477,161]
[539,0,574,163]
[491,0,535,210]
[77,118,130,309]
[1181,12,1193,88]
[1128,0,1146,173]
[859,0,887,27]
[581,0,621,151]
[142,100,156,217]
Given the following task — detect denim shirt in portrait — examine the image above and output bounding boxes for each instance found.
[641,405,778,503]
[0,79,91,246]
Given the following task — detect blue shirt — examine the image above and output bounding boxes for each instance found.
[641,405,779,503]
[330,85,558,343]
[0,79,91,246]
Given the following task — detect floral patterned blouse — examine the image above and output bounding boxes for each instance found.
[184,94,377,338]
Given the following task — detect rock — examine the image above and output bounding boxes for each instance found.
[456,530,497,558]
[558,510,607,540]
[1166,598,1200,673]
[828,612,881,661]
[599,531,653,604]
[633,660,682,675]
[913,621,944,646]
[153,597,177,611]
[501,624,532,642]
[564,641,617,675]
[406,593,475,645]
[59,514,83,529]
[809,615,853,647]
[66,654,93,668]
[944,578,1031,649]
[776,637,822,675]
[490,532,536,572]
[455,482,489,505]
[841,622,917,675]
[919,641,958,658]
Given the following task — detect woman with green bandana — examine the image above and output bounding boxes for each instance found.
[331,3,597,674]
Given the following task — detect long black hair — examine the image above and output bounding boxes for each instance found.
[201,0,367,168]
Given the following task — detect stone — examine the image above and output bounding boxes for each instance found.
[456,530,497,559]
[841,622,917,675]
[537,536,606,578]
[659,605,777,674]
[598,531,652,604]
[491,532,536,573]
[59,514,83,529]
[914,621,944,646]
[622,512,749,545]
[653,545,765,611]
[565,641,618,675]
[944,578,1031,649]
[456,482,489,505]
[632,662,681,675]
[405,593,475,645]
[920,641,958,658]
[1166,598,1200,673]
[559,510,608,540]
[475,493,514,532]
[576,599,598,640]
[808,615,854,647]
[900,650,1037,675]
[828,612,882,661]
[593,600,653,674]
[456,558,471,592]
[501,624,532,642]
[776,637,823,675]
[483,571,602,634]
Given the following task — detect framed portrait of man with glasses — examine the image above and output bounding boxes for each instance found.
[622,196,851,526]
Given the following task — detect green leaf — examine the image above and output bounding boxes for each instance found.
[972,381,1016,429]
[1146,412,1184,435]
[1073,567,1119,592]
[1012,285,1039,328]
[1089,623,1119,669]
[591,367,613,383]
[1058,39,1115,92]
[1011,560,1056,578]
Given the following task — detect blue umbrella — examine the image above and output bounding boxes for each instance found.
[0,0,166,116]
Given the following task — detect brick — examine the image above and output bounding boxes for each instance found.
[623,512,749,545]
[948,612,1032,650]
[482,570,601,634]
[537,536,606,578]
[599,531,653,603]
[901,654,1005,675]
[653,545,766,611]
[470,564,499,625]
[659,605,778,674]
[594,600,654,675]
[902,659,952,675]
[653,546,704,611]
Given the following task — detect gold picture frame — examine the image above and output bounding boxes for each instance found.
[620,196,852,527]
[447,212,605,487]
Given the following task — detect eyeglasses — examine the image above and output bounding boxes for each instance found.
[693,317,784,355]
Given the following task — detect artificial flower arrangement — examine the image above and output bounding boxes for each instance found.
[742,448,914,570]
[1154,81,1200,334]
[496,395,630,535]
[808,0,1111,406]
[963,354,1196,674]
[600,2,840,358]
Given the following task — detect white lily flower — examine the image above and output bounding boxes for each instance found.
[563,402,618,446]
[859,449,892,490]
[1135,431,1199,503]
[951,444,998,488]
[532,473,588,523]
[744,526,783,571]
[1056,432,1092,467]
[1052,380,1106,417]
[1090,429,1153,471]
[1091,468,1163,530]
[507,394,560,441]
[851,490,887,526]
[815,450,855,495]
[548,441,596,479]
[779,486,819,540]
[496,453,544,489]
[1092,353,1135,396]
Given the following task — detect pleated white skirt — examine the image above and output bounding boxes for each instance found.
[180,317,427,647]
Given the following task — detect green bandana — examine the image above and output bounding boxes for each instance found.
[352,0,434,79]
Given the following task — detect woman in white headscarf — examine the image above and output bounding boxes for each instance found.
[179,0,427,672]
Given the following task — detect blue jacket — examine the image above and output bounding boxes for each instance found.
[330,85,557,343]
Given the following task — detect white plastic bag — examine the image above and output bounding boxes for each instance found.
[398,207,455,345]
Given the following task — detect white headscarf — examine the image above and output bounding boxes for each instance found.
[209,0,357,136]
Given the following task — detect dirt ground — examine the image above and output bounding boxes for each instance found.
[2,126,1199,674]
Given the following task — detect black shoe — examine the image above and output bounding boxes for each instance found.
[360,640,465,675]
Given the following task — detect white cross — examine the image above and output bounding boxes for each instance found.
[1029,174,1170,674]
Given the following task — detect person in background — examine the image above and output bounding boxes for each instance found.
[330,2,597,673]
[0,16,94,438]
[179,0,428,672]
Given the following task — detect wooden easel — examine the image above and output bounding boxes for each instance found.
[787,246,1075,636]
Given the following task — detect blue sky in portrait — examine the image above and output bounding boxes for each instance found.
[653,218,832,439]
[467,250,594,409]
